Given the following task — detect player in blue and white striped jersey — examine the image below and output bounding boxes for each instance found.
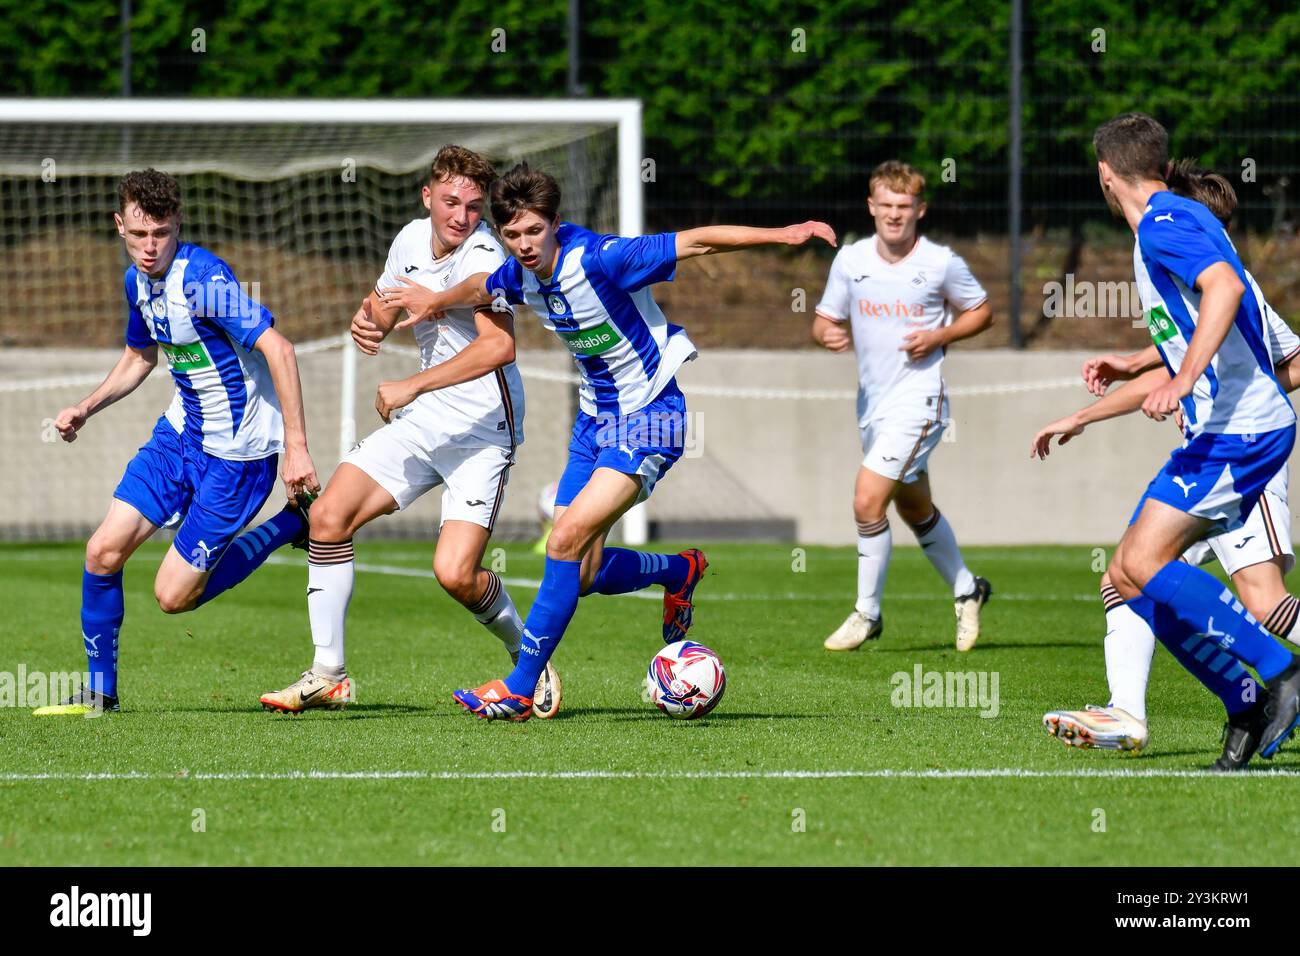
[34,169,319,716]
[1084,113,1300,764]
[367,163,836,720]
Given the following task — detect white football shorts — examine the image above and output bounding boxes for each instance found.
[344,408,513,531]
[1182,488,1293,577]
[859,415,947,484]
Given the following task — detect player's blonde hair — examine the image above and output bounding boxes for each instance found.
[869,160,925,200]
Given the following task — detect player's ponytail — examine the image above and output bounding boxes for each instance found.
[1165,158,1237,226]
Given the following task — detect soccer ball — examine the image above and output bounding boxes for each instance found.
[645,641,727,719]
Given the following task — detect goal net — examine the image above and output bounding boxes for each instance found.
[0,98,649,544]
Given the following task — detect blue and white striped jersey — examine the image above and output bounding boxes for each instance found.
[124,242,283,460]
[1134,190,1295,437]
[484,223,697,416]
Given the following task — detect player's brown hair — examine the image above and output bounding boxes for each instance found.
[869,160,925,199]
[429,145,498,195]
[117,168,182,221]
[1166,158,1237,226]
[1093,112,1169,182]
[490,163,562,226]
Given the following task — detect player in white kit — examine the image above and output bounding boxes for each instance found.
[259,147,561,718]
[813,161,994,653]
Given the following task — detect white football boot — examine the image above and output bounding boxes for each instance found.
[260,669,354,713]
[954,577,993,652]
[1043,704,1149,751]
[823,610,883,651]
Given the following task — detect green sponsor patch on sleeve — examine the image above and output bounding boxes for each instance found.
[1145,304,1179,347]
[557,320,623,357]
[160,340,213,371]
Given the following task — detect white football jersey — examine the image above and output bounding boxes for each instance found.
[376,220,525,447]
[816,235,987,426]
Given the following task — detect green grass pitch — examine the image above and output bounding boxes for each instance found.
[3,539,1300,866]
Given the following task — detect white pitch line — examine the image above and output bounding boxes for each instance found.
[3,768,1300,782]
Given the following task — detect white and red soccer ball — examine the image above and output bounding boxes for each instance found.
[645,640,726,719]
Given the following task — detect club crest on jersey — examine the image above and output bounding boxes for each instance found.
[547,294,569,315]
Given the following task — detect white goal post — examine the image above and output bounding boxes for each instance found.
[0,97,651,544]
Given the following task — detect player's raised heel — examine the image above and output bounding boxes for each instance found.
[453,680,533,722]
[259,669,352,713]
[954,576,992,652]
[1042,704,1148,751]
[32,686,120,716]
[823,610,883,651]
[532,661,562,719]
[663,549,708,644]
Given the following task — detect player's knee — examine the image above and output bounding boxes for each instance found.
[308,492,353,541]
[434,559,478,605]
[85,536,127,575]
[545,520,586,561]
[1115,552,1157,595]
[154,587,197,615]
[852,494,887,525]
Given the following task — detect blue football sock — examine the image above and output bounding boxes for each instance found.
[582,548,690,596]
[1127,595,1255,715]
[82,569,123,698]
[196,508,303,607]
[1143,561,1294,683]
[504,557,581,697]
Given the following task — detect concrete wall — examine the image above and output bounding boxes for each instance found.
[2,345,1286,545]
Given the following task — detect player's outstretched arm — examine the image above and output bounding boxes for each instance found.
[53,344,158,442]
[253,328,321,501]
[388,272,496,331]
[1081,345,1162,397]
[674,222,836,261]
[1143,262,1245,418]
[375,308,517,423]
[1030,366,1174,459]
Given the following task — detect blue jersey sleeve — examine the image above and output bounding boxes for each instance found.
[1138,212,1229,291]
[484,257,525,306]
[123,268,153,349]
[592,232,677,292]
[189,259,274,350]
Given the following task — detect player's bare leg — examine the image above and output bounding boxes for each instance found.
[261,463,393,713]
[825,465,892,650]
[894,471,990,651]
[34,500,158,716]
[434,519,560,718]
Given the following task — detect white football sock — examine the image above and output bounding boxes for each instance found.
[909,509,975,598]
[307,539,353,670]
[468,570,524,662]
[855,517,891,620]
[1101,584,1153,722]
